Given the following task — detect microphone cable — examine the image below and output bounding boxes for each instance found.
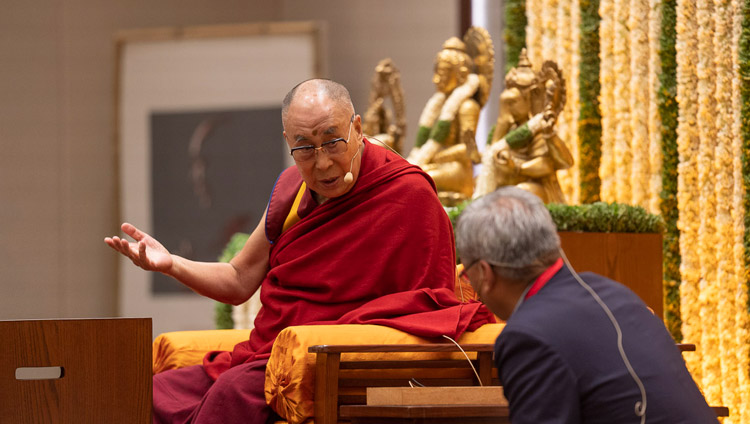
[559,247,647,423]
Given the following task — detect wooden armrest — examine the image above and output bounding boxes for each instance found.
[677,343,696,352]
[308,343,494,354]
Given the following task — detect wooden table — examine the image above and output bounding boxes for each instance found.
[0,318,152,423]
[339,404,510,424]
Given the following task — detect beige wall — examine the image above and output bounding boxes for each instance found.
[0,0,282,320]
[0,0,459,324]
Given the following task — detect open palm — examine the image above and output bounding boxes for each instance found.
[104,223,173,273]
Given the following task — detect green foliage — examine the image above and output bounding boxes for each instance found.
[448,200,664,234]
[741,0,750,319]
[504,0,527,72]
[578,0,602,203]
[214,232,251,329]
[659,0,682,341]
[546,202,664,233]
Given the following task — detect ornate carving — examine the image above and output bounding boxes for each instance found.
[362,58,407,154]
[475,50,573,203]
[407,27,495,206]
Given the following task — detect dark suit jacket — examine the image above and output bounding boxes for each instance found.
[494,264,718,423]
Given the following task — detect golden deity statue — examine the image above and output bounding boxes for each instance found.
[362,58,407,154]
[474,49,574,203]
[407,27,494,206]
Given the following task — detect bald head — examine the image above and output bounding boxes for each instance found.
[281,79,354,128]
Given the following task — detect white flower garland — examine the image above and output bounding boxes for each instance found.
[418,92,447,128]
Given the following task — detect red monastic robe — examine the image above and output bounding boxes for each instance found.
[203,140,492,380]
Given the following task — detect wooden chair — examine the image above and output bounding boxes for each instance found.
[678,343,729,418]
[309,343,507,424]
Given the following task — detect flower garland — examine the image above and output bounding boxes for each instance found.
[629,0,651,209]
[696,0,722,404]
[648,0,663,216]
[613,0,632,203]
[554,0,577,203]
[738,0,750,418]
[599,0,616,203]
[526,0,542,65]
[569,0,582,204]
[676,0,703,384]
[504,0,528,72]
[658,0,682,342]
[542,0,560,63]
[579,0,602,204]
[713,0,741,415]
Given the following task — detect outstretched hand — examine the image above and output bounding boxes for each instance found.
[104,223,173,274]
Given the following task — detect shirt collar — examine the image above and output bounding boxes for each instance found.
[510,258,564,318]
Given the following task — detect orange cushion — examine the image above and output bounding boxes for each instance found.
[152,329,250,374]
[264,323,504,424]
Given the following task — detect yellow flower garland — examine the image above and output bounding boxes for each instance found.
[696,0,722,405]
[629,0,650,209]
[554,0,581,204]
[568,0,582,204]
[676,0,703,385]
[526,0,542,66]
[713,0,741,419]
[648,0,663,215]
[613,0,632,203]
[599,0,616,203]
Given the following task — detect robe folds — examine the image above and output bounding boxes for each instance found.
[203,140,493,381]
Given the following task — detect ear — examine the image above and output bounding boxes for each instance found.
[353,115,364,141]
[476,260,497,297]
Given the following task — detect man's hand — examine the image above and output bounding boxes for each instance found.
[104,223,173,274]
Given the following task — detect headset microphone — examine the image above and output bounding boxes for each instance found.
[344,144,362,184]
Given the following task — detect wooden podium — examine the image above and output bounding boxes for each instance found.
[0,318,152,423]
[559,232,663,318]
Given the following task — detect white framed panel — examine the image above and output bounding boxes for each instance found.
[114,22,322,337]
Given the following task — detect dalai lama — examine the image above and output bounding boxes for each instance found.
[105,79,492,423]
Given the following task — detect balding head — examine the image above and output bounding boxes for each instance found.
[281,79,354,128]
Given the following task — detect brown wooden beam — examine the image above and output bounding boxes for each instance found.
[459,0,472,36]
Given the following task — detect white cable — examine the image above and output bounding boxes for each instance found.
[558,248,646,423]
[442,334,483,386]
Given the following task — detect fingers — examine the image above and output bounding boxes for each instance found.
[121,222,147,242]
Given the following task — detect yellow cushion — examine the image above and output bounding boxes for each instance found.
[152,329,250,374]
[264,323,504,424]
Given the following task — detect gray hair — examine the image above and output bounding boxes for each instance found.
[455,187,560,282]
[281,78,354,127]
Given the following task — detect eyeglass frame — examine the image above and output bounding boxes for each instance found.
[288,114,355,162]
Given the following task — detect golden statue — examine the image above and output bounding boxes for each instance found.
[474,49,573,203]
[407,27,494,206]
[362,58,407,154]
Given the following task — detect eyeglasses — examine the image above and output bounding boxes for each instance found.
[459,259,480,282]
[289,115,354,162]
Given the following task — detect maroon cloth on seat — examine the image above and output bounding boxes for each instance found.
[203,140,492,380]
[153,360,278,424]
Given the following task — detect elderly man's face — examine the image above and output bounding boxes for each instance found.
[283,92,363,201]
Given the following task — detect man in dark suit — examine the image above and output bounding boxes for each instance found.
[455,186,718,423]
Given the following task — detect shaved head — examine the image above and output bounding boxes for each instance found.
[281,79,354,128]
